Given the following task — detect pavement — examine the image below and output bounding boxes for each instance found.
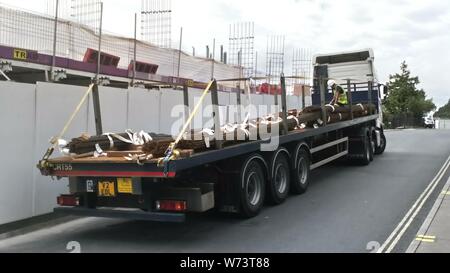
[0,129,450,253]
[407,175,450,253]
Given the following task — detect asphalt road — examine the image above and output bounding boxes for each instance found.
[1,129,450,253]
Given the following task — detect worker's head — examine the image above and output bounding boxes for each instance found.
[327,80,336,88]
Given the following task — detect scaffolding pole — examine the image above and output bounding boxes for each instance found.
[132,12,137,86]
[93,1,104,136]
[50,0,59,82]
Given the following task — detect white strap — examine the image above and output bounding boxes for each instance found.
[326,104,336,113]
[201,128,215,148]
[288,115,300,128]
[260,114,281,125]
[222,123,238,134]
[221,123,251,140]
[238,127,250,138]
[103,130,153,147]
[133,130,153,145]
[94,144,107,158]
[57,139,71,156]
[105,134,114,149]
[103,132,133,144]
[124,153,153,166]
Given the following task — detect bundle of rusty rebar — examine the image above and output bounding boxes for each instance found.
[68,133,132,154]
[67,104,376,158]
[68,133,171,155]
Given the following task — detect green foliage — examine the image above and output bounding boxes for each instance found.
[383,61,436,119]
[435,99,450,118]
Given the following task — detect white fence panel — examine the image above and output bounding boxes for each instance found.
[87,86,128,134]
[436,119,450,130]
[33,82,89,216]
[128,88,160,133]
[0,82,36,225]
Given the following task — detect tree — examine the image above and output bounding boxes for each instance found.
[383,61,436,119]
[435,99,450,119]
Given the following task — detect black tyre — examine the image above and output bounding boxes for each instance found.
[291,147,311,195]
[369,133,375,162]
[374,132,386,155]
[358,135,371,166]
[267,151,291,205]
[239,155,266,218]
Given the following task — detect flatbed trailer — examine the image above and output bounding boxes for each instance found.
[39,49,388,222]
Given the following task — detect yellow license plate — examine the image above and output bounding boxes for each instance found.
[98,181,116,197]
[117,178,133,194]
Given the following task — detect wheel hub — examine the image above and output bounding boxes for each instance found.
[297,158,308,185]
[247,172,261,206]
[274,164,287,193]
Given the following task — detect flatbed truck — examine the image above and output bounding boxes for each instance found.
[39,49,388,222]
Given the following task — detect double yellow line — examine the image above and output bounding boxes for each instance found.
[377,154,450,253]
[415,235,436,243]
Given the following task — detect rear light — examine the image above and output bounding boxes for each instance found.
[155,200,187,212]
[57,195,80,207]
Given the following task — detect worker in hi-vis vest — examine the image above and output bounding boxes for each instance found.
[327,80,348,106]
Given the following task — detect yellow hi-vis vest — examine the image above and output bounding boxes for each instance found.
[335,85,348,105]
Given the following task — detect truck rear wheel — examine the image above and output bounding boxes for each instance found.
[369,128,377,161]
[239,155,266,218]
[291,147,311,195]
[374,132,386,155]
[267,150,290,205]
[358,135,372,166]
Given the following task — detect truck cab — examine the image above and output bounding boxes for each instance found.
[311,48,387,153]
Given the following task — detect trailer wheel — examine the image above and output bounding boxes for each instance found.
[239,155,266,218]
[374,132,386,155]
[267,151,291,205]
[291,147,311,195]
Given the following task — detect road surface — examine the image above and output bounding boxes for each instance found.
[1,129,450,253]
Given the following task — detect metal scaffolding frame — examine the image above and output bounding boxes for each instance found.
[292,48,312,85]
[141,0,172,48]
[266,35,285,84]
[46,0,101,31]
[228,22,255,78]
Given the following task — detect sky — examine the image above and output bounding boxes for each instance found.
[1,0,449,107]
